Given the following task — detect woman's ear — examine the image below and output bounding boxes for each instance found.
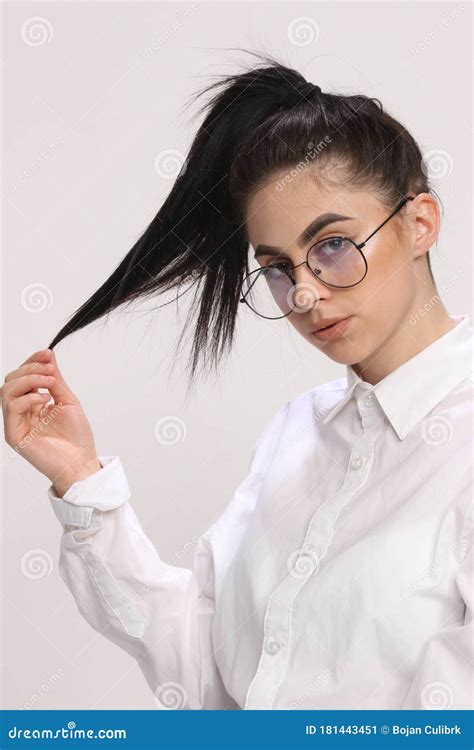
[409,193,440,263]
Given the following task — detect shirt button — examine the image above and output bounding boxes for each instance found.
[350,456,364,470]
[265,640,281,655]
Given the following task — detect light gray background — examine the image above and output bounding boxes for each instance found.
[2,1,472,710]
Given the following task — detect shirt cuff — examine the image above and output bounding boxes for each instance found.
[47,456,131,528]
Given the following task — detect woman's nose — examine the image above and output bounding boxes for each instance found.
[290,262,331,311]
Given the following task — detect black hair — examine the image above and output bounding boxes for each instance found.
[47,50,440,388]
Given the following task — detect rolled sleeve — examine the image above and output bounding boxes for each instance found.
[47,456,130,528]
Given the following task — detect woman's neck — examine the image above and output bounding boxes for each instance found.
[351,288,457,386]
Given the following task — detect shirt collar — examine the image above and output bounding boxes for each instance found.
[321,314,473,440]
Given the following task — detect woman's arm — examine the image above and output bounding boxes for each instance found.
[48,454,239,709]
[47,399,291,710]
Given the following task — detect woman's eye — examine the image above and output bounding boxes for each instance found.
[320,237,344,251]
[267,261,292,273]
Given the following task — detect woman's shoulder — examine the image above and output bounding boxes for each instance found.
[256,375,348,447]
[288,375,348,414]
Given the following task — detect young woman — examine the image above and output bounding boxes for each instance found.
[2,54,472,710]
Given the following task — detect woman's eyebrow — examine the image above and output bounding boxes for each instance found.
[253,212,354,258]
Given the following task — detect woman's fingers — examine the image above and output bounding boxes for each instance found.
[8,350,52,397]
[2,374,56,401]
[5,391,50,416]
[3,390,50,448]
[4,349,79,407]
[3,362,53,384]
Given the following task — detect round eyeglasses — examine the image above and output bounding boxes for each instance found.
[239,195,415,319]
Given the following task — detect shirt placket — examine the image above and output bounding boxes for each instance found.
[243,386,385,709]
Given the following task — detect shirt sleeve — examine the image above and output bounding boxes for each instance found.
[46,402,290,710]
[400,504,474,710]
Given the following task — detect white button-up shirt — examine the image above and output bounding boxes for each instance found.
[47,313,474,710]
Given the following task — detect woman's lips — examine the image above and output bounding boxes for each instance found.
[311,316,352,341]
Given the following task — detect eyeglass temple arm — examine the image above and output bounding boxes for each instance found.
[356,196,415,250]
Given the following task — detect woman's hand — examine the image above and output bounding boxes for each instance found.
[1,348,102,497]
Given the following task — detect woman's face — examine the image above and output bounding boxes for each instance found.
[244,168,434,370]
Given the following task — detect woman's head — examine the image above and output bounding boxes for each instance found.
[243,166,440,369]
[47,51,441,388]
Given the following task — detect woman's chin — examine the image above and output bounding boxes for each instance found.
[307,330,360,363]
